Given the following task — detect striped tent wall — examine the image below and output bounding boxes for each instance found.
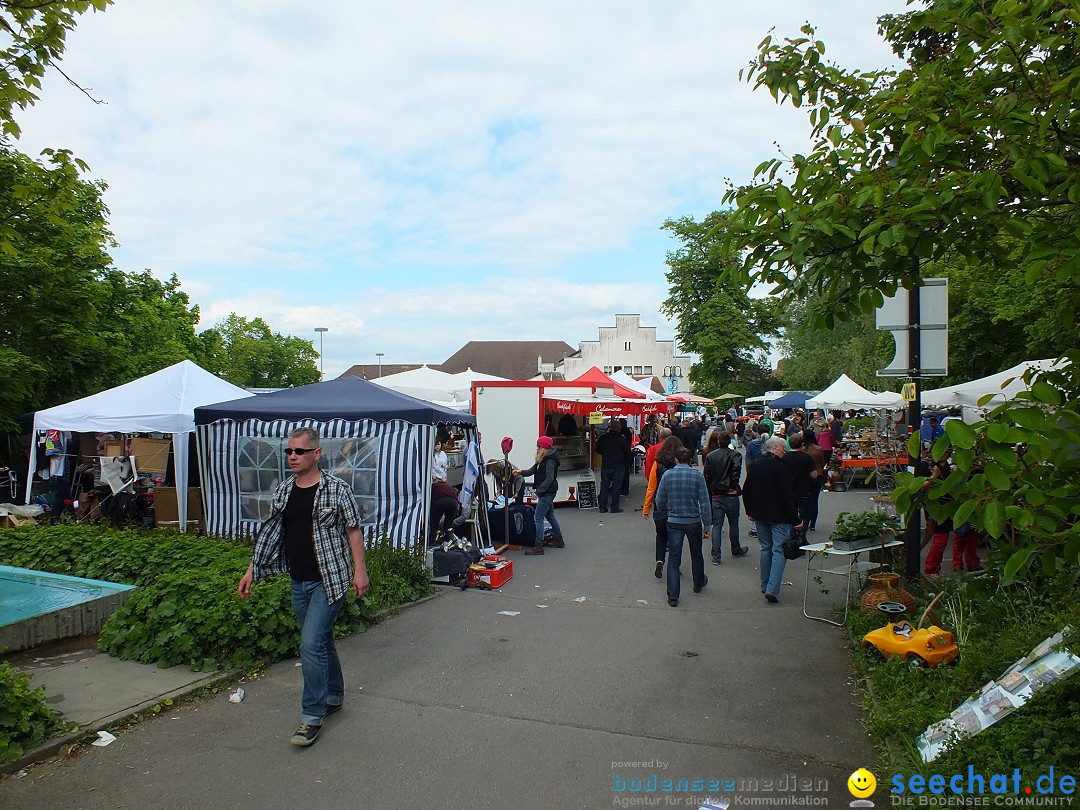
[196,417,435,549]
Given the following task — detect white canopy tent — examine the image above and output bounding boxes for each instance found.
[608,370,666,401]
[806,374,904,411]
[922,359,1060,410]
[28,360,253,531]
[372,365,467,403]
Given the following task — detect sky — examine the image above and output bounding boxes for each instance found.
[18,0,908,378]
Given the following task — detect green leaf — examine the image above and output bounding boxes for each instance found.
[931,433,950,461]
[984,501,1007,538]
[1002,546,1036,580]
[1029,381,1062,404]
[952,498,978,527]
[907,431,921,459]
[944,419,975,449]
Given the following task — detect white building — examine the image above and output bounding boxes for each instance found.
[555,314,694,392]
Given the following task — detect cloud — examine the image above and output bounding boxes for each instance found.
[16,0,907,377]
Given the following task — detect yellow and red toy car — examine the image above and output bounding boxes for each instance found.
[862,592,959,668]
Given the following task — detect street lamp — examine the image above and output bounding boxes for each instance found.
[314,327,328,378]
[375,352,384,378]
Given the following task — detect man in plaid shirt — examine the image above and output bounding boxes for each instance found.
[237,427,369,748]
[654,446,712,607]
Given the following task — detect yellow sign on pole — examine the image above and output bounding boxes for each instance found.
[588,411,604,425]
[901,383,917,402]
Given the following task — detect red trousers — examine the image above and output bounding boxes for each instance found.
[925,531,981,574]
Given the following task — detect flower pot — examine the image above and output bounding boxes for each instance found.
[861,571,916,614]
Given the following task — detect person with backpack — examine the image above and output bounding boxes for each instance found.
[641,435,684,580]
[703,431,749,564]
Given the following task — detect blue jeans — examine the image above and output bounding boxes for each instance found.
[666,521,705,601]
[756,522,792,597]
[710,495,741,562]
[534,493,562,539]
[599,466,624,510]
[290,579,345,725]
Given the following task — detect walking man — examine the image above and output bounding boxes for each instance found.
[654,446,711,607]
[703,431,749,564]
[237,427,369,747]
[596,420,631,512]
[742,436,801,604]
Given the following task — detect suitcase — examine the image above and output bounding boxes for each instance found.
[486,503,537,547]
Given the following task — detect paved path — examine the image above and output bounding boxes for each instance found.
[2,474,885,808]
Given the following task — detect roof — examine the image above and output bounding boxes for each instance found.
[572,366,645,398]
[439,341,575,381]
[338,363,426,380]
[194,376,475,426]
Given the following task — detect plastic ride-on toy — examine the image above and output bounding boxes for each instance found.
[862,592,959,668]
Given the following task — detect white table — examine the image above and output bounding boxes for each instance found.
[800,540,903,627]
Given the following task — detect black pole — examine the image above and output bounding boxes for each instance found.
[905,279,922,579]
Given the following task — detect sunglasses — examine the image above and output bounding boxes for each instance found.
[284,447,317,456]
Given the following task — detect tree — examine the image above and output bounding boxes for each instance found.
[661,212,780,396]
[717,0,1080,324]
[197,314,320,389]
[1,0,112,140]
[716,0,1080,575]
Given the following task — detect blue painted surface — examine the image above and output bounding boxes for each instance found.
[0,565,134,627]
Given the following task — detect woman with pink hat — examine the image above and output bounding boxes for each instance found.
[513,436,564,555]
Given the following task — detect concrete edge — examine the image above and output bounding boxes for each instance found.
[1,588,446,777]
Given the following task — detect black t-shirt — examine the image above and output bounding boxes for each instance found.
[284,482,320,581]
[783,450,818,498]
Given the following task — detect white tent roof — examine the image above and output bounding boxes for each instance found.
[33,360,253,434]
[922,359,1060,408]
[608,370,665,401]
[373,365,467,403]
[447,367,509,385]
[805,374,904,410]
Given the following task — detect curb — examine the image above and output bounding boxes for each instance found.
[2,588,445,777]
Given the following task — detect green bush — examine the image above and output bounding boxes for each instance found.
[849,570,1080,782]
[0,661,65,765]
[0,525,432,671]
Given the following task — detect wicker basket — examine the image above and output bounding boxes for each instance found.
[860,571,916,615]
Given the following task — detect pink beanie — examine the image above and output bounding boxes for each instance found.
[537,436,554,449]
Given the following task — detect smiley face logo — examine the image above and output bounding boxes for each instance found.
[848,768,877,798]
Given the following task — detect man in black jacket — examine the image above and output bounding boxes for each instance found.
[742,436,803,604]
[703,431,749,564]
[595,421,631,512]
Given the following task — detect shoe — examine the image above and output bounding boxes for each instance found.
[524,544,544,555]
[764,593,778,604]
[731,546,749,557]
[611,508,624,513]
[667,598,678,607]
[291,723,321,746]
[693,576,708,594]
[748,529,758,537]
[711,559,721,566]
[808,525,816,532]
[599,507,608,513]
[545,535,565,548]
[654,560,663,579]
[325,703,342,717]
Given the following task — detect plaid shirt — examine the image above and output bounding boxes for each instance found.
[251,471,362,604]
[654,462,711,527]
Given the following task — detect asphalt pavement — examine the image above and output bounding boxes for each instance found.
[2,472,887,809]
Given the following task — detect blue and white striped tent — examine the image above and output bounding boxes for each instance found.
[193,377,476,548]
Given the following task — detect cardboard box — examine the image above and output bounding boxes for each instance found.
[466,557,513,589]
[0,514,37,529]
[154,487,202,526]
[130,437,171,474]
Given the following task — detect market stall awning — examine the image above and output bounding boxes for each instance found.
[544,396,673,417]
[571,367,645,398]
[667,393,714,405]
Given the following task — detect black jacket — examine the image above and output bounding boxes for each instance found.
[704,446,742,496]
[596,431,631,468]
[520,450,560,496]
[742,454,799,525]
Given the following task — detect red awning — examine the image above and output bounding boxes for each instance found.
[571,366,645,399]
[545,397,673,417]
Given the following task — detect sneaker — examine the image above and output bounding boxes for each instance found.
[291,723,321,746]
[748,529,758,537]
[693,576,708,594]
[325,703,342,717]
[611,508,624,513]
[711,559,722,566]
[667,598,678,607]
[764,593,778,604]
[654,560,663,579]
[731,546,749,557]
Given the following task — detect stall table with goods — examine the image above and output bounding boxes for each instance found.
[834,430,908,490]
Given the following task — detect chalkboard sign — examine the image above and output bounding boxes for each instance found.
[576,480,598,509]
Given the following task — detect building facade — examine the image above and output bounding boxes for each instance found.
[556,314,693,392]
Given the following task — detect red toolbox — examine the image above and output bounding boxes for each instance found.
[466,555,514,589]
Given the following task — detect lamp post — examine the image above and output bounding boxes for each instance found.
[375,352,384,378]
[314,327,328,378]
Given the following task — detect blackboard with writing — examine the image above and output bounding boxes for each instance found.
[576,480,598,509]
